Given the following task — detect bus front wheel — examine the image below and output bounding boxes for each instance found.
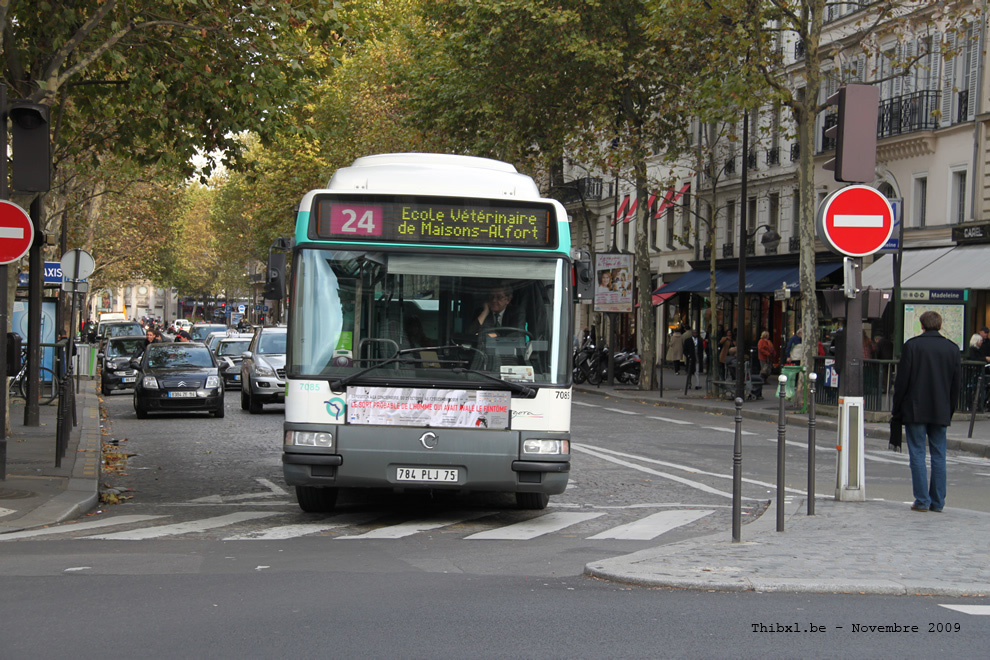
[296,486,338,513]
[516,492,549,510]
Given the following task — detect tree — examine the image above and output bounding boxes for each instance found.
[400,0,703,390]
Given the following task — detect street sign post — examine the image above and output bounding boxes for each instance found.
[0,200,34,264]
[59,248,95,282]
[815,185,893,503]
[816,185,894,258]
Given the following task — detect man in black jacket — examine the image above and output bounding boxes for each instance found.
[892,311,961,512]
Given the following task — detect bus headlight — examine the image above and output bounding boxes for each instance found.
[286,431,334,448]
[522,439,569,455]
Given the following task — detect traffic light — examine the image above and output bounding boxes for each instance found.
[823,84,880,183]
[572,250,593,302]
[264,251,286,300]
[9,101,51,192]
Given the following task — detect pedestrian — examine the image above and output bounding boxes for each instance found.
[892,310,961,513]
[666,326,684,374]
[757,330,774,381]
[977,326,990,364]
[968,332,984,362]
[681,328,702,390]
[783,328,802,364]
[718,331,735,379]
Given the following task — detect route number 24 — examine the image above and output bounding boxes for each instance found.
[330,205,382,236]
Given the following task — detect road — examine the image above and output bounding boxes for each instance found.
[1,388,987,657]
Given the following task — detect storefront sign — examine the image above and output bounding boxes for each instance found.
[345,387,511,429]
[952,222,990,244]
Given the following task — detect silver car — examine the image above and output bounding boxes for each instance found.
[240,326,287,413]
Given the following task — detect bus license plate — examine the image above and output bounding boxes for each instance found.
[396,467,458,483]
[168,391,197,398]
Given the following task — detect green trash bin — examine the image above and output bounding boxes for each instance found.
[777,365,804,400]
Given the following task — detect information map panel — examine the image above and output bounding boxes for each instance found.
[312,195,557,249]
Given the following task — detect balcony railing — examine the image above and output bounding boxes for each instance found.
[722,243,734,258]
[795,41,805,60]
[877,90,939,139]
[789,236,801,252]
[724,157,736,175]
[766,146,780,166]
[747,149,757,170]
[790,142,800,162]
[957,89,969,124]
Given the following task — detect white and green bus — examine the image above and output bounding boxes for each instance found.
[282,154,576,511]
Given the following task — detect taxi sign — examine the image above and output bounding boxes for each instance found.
[816,185,894,257]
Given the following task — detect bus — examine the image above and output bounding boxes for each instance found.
[281,153,576,512]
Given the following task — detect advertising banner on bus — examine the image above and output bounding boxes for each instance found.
[345,387,511,429]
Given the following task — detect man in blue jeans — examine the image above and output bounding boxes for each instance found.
[892,311,961,512]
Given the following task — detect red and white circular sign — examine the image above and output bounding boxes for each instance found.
[0,200,34,264]
[816,185,894,258]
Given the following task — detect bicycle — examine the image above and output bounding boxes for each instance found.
[10,347,60,405]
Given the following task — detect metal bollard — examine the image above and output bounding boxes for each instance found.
[807,372,817,515]
[731,396,743,543]
[777,374,787,532]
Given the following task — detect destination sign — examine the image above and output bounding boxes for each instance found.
[311,195,557,249]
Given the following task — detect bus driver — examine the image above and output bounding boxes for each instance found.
[468,284,525,339]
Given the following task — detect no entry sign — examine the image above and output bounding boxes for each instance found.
[0,200,34,264]
[816,185,894,257]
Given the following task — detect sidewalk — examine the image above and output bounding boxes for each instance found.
[578,369,990,596]
[0,381,101,533]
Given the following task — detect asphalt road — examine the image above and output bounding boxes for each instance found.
[0,388,987,657]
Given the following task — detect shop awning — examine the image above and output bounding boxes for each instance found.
[651,262,842,301]
[861,246,954,289]
[862,244,990,290]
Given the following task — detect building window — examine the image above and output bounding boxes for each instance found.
[913,176,927,228]
[666,206,675,248]
[747,197,758,233]
[791,188,801,236]
[950,169,967,224]
[726,199,736,246]
[768,192,780,230]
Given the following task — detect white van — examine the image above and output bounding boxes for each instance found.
[173,319,192,332]
[97,313,130,339]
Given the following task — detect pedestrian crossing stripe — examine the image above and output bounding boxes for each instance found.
[586,509,714,540]
[0,508,716,543]
[464,512,604,540]
[938,605,990,616]
[81,512,279,540]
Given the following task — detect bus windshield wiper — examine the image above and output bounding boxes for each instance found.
[450,367,536,398]
[328,345,468,390]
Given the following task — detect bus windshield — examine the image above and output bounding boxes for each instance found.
[290,248,568,386]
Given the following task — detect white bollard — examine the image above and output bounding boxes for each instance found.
[835,395,866,501]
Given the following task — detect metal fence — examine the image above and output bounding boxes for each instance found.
[809,356,987,415]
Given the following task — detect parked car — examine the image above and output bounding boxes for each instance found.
[100,335,147,396]
[190,323,228,342]
[241,326,287,413]
[214,334,253,388]
[132,342,224,418]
